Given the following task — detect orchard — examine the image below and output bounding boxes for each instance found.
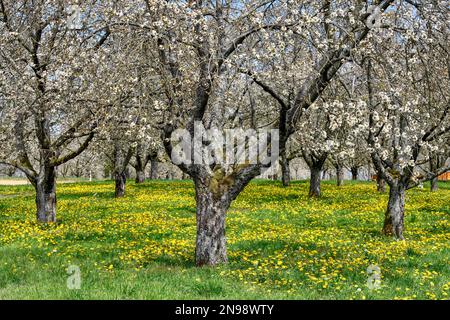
[0,0,448,301]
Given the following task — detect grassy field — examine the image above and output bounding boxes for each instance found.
[0,179,448,300]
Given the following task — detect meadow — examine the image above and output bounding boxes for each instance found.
[0,179,448,300]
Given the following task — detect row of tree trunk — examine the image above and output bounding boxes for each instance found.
[277,157,443,243]
[133,157,158,184]
[280,159,439,193]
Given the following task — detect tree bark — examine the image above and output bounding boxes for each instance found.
[115,172,126,198]
[150,158,158,180]
[430,177,438,192]
[112,144,134,197]
[336,164,344,187]
[429,157,439,192]
[280,154,290,187]
[135,169,145,184]
[309,166,322,198]
[351,166,358,180]
[132,146,150,184]
[7,166,15,177]
[125,167,131,179]
[377,175,386,193]
[35,165,57,223]
[194,179,230,266]
[382,184,406,240]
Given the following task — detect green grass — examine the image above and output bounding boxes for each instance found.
[0,179,449,300]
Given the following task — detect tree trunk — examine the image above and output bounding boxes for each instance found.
[309,166,322,198]
[115,172,126,198]
[194,180,230,266]
[377,175,386,193]
[135,169,145,184]
[125,167,131,179]
[351,166,358,180]
[429,156,439,192]
[430,177,438,192]
[7,166,15,177]
[382,184,406,240]
[35,166,57,223]
[336,165,344,186]
[280,154,290,187]
[150,158,158,180]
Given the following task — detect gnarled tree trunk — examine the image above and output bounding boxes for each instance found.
[150,157,158,180]
[430,177,438,192]
[35,165,57,223]
[133,146,150,184]
[135,169,145,184]
[336,164,344,187]
[303,152,327,197]
[112,143,134,198]
[382,184,405,240]
[187,162,262,266]
[429,156,440,192]
[351,166,358,180]
[194,180,230,266]
[6,166,15,177]
[309,166,322,198]
[280,154,290,187]
[115,172,126,198]
[377,175,386,193]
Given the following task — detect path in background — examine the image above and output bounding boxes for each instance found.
[0,179,76,186]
